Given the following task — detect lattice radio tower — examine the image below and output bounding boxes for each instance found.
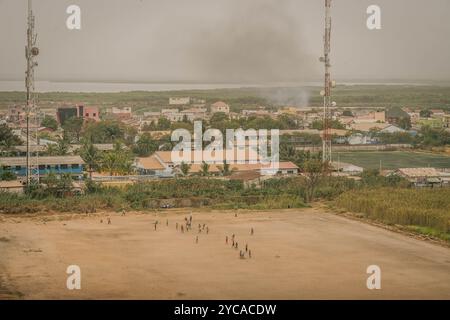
[25,0,39,186]
[320,0,334,163]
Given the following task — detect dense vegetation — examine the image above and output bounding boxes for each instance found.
[0,167,412,215]
[0,124,22,150]
[0,175,358,214]
[335,188,450,241]
[1,85,450,111]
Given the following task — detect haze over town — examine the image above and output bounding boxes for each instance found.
[1,0,450,84]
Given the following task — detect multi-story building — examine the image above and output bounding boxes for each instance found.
[82,106,100,122]
[57,105,100,125]
[181,107,208,121]
[161,109,183,122]
[169,97,191,106]
[111,107,132,120]
[7,105,26,123]
[210,101,230,114]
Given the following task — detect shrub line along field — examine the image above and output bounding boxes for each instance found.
[334,151,450,170]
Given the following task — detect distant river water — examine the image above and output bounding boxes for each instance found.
[0,81,321,93]
[0,80,432,93]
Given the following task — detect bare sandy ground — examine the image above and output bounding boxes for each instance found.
[0,207,449,300]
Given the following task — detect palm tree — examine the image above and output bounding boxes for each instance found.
[117,151,134,175]
[180,161,191,176]
[200,161,210,177]
[218,160,232,176]
[46,143,58,156]
[102,152,118,176]
[56,137,69,156]
[80,141,100,179]
[101,148,134,176]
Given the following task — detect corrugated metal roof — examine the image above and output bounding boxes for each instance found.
[397,168,440,177]
[0,156,85,166]
[136,156,166,170]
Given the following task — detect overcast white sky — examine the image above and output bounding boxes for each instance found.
[0,0,449,83]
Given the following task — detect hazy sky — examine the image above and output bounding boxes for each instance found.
[1,0,449,83]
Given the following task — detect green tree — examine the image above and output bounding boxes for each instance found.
[101,143,134,176]
[0,124,22,151]
[209,112,229,124]
[157,117,171,130]
[180,161,191,176]
[42,172,73,197]
[218,161,232,176]
[200,161,210,177]
[83,120,125,144]
[41,116,58,130]
[0,171,17,181]
[398,117,412,130]
[311,119,345,130]
[303,159,327,203]
[56,137,70,156]
[420,109,432,118]
[280,144,297,161]
[342,110,353,117]
[80,141,100,179]
[124,125,138,146]
[62,117,84,142]
[102,152,118,176]
[278,114,298,129]
[46,143,58,156]
[417,126,450,147]
[132,133,158,157]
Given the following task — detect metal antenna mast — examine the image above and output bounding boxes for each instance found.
[25,0,39,186]
[320,0,333,163]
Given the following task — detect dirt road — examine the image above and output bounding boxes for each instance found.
[0,208,449,299]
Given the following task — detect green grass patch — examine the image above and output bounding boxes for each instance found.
[405,226,450,242]
[334,151,450,170]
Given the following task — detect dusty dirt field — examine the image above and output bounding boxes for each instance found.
[0,207,449,300]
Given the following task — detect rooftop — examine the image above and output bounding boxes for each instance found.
[0,156,85,167]
[397,167,440,177]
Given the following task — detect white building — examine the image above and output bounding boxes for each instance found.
[169,97,191,106]
[379,124,406,134]
[210,101,230,114]
[112,107,132,114]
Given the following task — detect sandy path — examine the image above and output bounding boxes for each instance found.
[0,208,449,299]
